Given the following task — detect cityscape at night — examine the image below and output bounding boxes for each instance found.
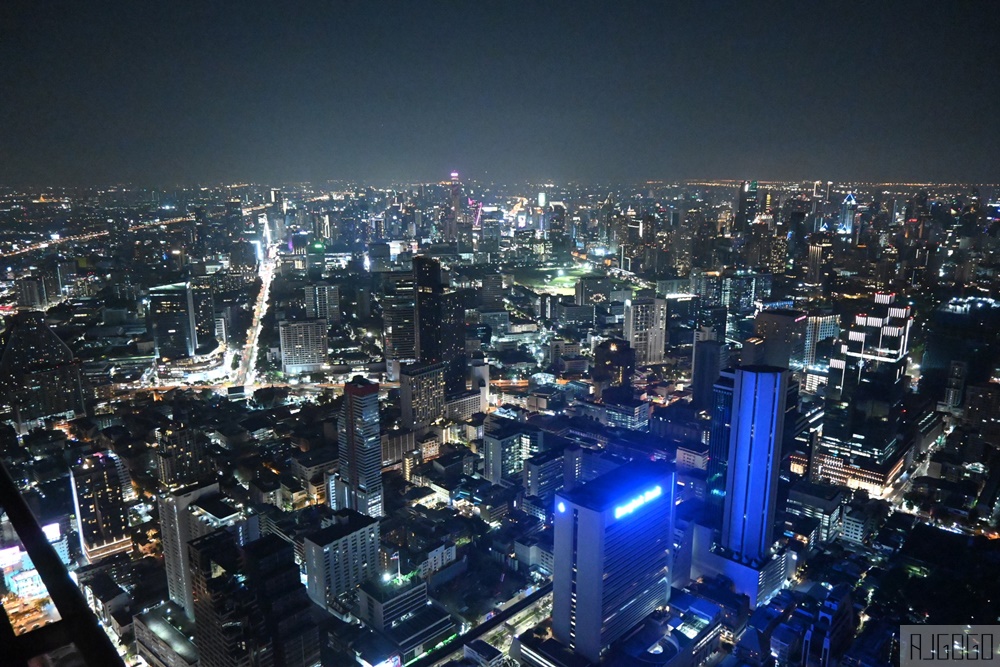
[1,2,1000,667]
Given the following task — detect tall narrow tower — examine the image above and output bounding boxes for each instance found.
[722,366,786,564]
[336,376,383,518]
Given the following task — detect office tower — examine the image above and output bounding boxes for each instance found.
[482,418,545,485]
[807,234,834,286]
[754,309,807,370]
[303,509,379,610]
[805,312,840,367]
[480,272,505,308]
[812,294,912,495]
[399,360,446,429]
[707,368,736,496]
[574,274,612,306]
[735,180,759,235]
[190,276,216,352]
[15,276,50,308]
[159,481,220,619]
[155,424,207,488]
[190,532,319,667]
[413,256,466,392]
[838,192,858,236]
[691,339,729,411]
[71,451,136,563]
[148,283,197,360]
[336,377,383,518]
[244,536,320,667]
[305,281,341,324]
[0,311,85,429]
[278,319,327,375]
[552,461,676,663]
[722,366,787,564]
[624,296,667,365]
[592,338,635,397]
[382,271,417,370]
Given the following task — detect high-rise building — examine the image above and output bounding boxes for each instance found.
[335,377,383,518]
[382,271,417,371]
[159,481,220,619]
[155,424,207,488]
[592,338,635,397]
[303,509,379,610]
[190,276,217,352]
[71,451,136,563]
[15,276,51,309]
[812,294,912,495]
[735,180,759,235]
[0,311,85,429]
[278,319,327,375]
[480,272,506,309]
[707,368,736,496]
[722,366,787,564]
[754,309,807,370]
[413,256,465,392]
[804,312,840,367]
[692,339,730,411]
[399,360,447,429]
[305,281,341,324]
[552,461,676,663]
[624,297,667,365]
[190,532,319,667]
[148,283,198,360]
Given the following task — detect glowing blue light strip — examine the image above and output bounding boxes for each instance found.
[614,485,662,519]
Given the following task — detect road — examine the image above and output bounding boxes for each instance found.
[235,246,277,387]
[0,215,193,259]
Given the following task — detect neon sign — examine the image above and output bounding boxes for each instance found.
[614,485,662,519]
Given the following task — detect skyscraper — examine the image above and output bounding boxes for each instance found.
[71,451,136,563]
[707,368,736,496]
[413,256,466,392]
[812,294,912,495]
[692,339,730,411]
[159,481,220,619]
[305,281,341,324]
[148,283,198,360]
[336,376,383,518]
[278,319,328,375]
[722,366,787,564]
[0,311,85,430]
[155,424,207,488]
[381,271,418,371]
[552,461,676,663]
[190,532,319,667]
[754,309,807,371]
[624,297,667,365]
[303,509,379,610]
[399,360,447,429]
[735,180,759,235]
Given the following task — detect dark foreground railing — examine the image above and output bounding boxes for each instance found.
[0,460,125,667]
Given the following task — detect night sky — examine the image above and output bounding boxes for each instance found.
[1,1,998,186]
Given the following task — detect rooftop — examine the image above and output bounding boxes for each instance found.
[558,460,674,513]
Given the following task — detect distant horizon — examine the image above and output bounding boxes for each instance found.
[3,175,1000,192]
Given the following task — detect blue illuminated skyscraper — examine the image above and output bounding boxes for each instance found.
[552,461,676,663]
[722,366,787,564]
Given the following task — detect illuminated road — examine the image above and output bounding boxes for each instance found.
[0,216,192,259]
[235,246,276,387]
